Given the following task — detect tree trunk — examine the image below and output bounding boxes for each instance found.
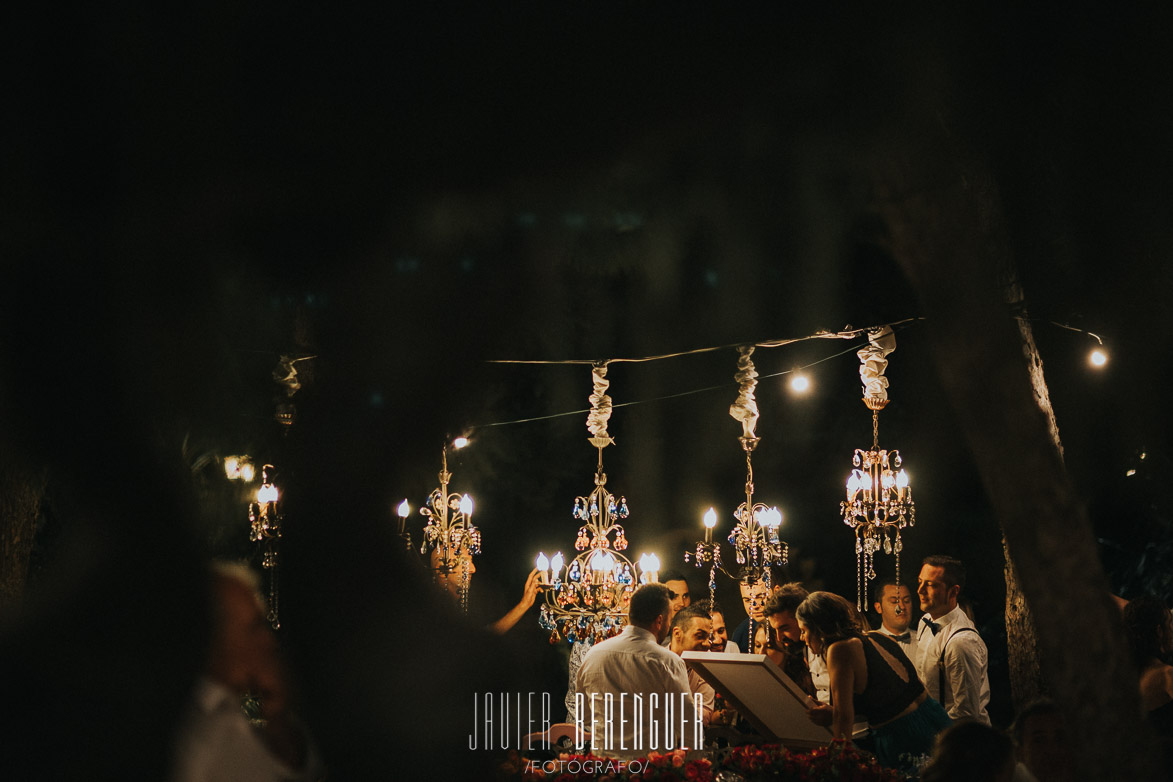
[873,150,1157,778]
[1000,270,1056,709]
[0,458,46,610]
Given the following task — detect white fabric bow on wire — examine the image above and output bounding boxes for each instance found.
[857,326,896,403]
[728,346,760,439]
[586,362,613,441]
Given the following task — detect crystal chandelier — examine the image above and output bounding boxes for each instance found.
[684,507,723,610]
[725,347,789,589]
[840,327,915,610]
[418,438,481,613]
[248,463,283,629]
[537,363,659,646]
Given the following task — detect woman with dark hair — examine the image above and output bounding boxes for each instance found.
[797,591,951,769]
[1122,594,1173,769]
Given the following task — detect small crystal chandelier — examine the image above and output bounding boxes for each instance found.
[841,327,915,611]
[248,463,283,629]
[419,438,481,613]
[725,346,788,588]
[537,363,659,646]
[684,507,723,610]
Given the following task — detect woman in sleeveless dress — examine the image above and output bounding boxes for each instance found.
[796,590,951,769]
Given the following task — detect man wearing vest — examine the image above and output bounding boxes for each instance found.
[914,555,991,724]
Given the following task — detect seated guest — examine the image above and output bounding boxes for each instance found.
[754,623,785,667]
[575,584,698,759]
[920,721,1017,782]
[1009,698,1074,782]
[797,590,950,770]
[1123,594,1173,771]
[668,605,716,725]
[764,583,817,698]
[171,562,322,782]
[695,600,739,653]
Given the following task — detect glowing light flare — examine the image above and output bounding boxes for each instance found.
[638,552,661,583]
[789,373,811,393]
[256,485,279,504]
[225,455,255,481]
[453,436,471,449]
[1089,348,1108,368]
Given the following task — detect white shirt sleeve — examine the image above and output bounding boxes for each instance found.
[941,631,989,723]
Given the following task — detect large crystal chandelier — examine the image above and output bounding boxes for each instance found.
[725,346,788,588]
[537,363,659,646]
[418,438,481,613]
[840,327,915,610]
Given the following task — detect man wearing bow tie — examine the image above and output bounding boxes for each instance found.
[872,577,919,666]
[914,556,991,724]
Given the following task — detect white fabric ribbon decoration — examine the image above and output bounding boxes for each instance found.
[586,363,613,439]
[728,346,760,439]
[857,326,896,403]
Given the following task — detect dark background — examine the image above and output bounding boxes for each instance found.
[2,3,1171,778]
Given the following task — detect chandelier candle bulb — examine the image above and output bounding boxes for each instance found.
[396,499,411,535]
[703,507,718,543]
[550,552,564,583]
[638,552,660,583]
[590,549,607,585]
[536,553,550,585]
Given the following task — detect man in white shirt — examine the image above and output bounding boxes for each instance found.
[575,584,701,759]
[668,605,716,725]
[171,563,321,782]
[872,577,919,666]
[914,555,991,724]
[696,600,739,654]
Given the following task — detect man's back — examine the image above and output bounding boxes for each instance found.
[575,624,697,758]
